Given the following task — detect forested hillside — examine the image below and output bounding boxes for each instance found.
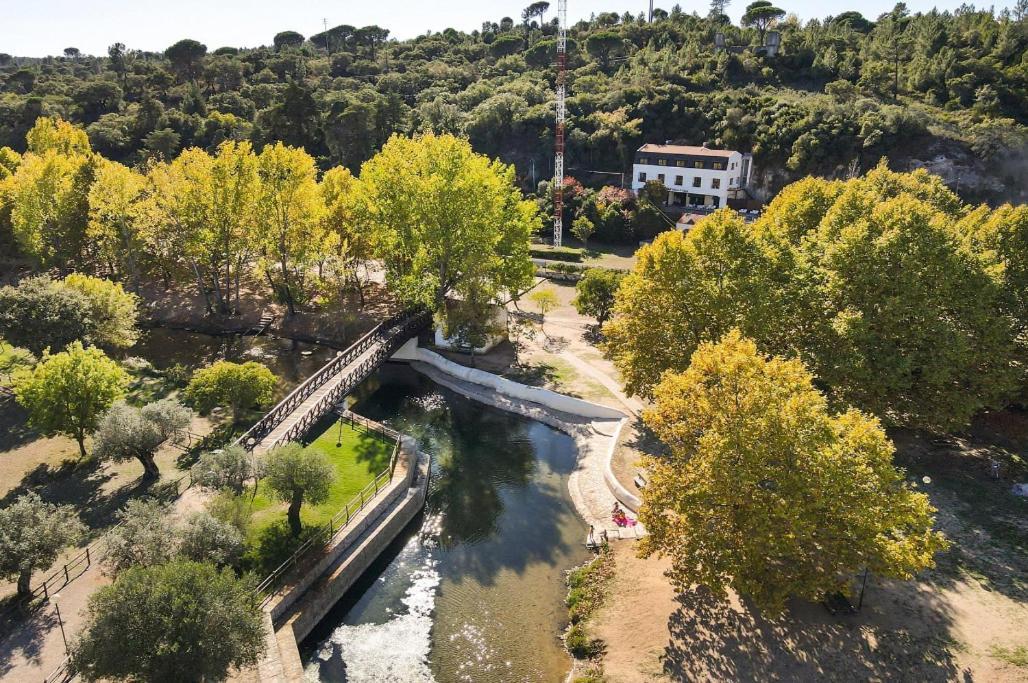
[1,2,1026,208]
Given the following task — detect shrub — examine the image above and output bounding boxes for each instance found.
[529,246,583,262]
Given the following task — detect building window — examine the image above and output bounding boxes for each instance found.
[657,173,665,183]
[638,157,648,164]
[676,160,685,167]
[692,177,701,188]
[713,162,724,170]
[638,172,647,182]
[693,161,703,169]
[730,162,736,169]
[675,175,683,186]
[711,178,721,189]
[657,159,668,166]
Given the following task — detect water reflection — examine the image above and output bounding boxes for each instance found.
[131,328,336,399]
[304,365,589,682]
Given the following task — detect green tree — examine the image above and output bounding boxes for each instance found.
[164,39,208,81]
[93,399,191,480]
[0,276,92,356]
[769,167,1021,431]
[0,493,85,597]
[528,287,559,334]
[102,499,177,574]
[573,268,624,327]
[742,0,786,45]
[639,331,948,613]
[263,443,335,536]
[604,211,784,397]
[184,361,277,421]
[585,31,624,70]
[571,215,595,248]
[70,561,265,682]
[358,134,536,313]
[15,341,128,458]
[63,273,140,350]
[273,31,305,51]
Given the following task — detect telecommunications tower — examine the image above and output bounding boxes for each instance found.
[552,0,568,247]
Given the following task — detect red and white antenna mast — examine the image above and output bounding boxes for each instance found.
[553,0,568,247]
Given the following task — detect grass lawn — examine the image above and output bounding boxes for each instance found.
[242,416,395,573]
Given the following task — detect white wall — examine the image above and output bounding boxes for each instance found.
[631,151,745,205]
[392,339,627,420]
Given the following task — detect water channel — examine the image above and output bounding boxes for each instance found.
[302,365,591,683]
[135,329,591,682]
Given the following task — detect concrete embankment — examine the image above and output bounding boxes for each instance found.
[392,338,645,534]
[233,436,432,682]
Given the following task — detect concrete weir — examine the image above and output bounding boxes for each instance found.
[233,436,432,682]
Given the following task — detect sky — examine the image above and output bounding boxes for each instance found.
[2,0,1010,58]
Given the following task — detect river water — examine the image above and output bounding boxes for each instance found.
[132,327,337,401]
[301,365,590,683]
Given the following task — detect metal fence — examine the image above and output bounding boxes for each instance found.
[234,307,430,452]
[252,412,403,607]
[11,309,428,681]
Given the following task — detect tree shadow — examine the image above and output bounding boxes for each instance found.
[502,363,559,388]
[351,431,393,472]
[0,396,40,452]
[891,429,1028,603]
[242,519,318,577]
[662,582,961,682]
[0,455,161,533]
[0,599,59,678]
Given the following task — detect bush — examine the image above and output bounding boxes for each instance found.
[177,511,244,566]
[564,623,597,658]
[184,360,276,421]
[529,246,584,262]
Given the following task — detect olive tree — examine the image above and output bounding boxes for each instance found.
[192,445,256,494]
[263,443,334,536]
[0,493,85,597]
[70,561,265,682]
[102,498,177,574]
[177,511,244,566]
[93,399,192,480]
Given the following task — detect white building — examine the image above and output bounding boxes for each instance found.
[630,144,753,209]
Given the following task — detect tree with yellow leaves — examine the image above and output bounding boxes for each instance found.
[603,209,787,398]
[357,134,537,313]
[639,330,948,614]
[86,159,148,284]
[255,143,327,315]
[320,166,373,307]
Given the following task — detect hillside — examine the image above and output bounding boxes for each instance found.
[1,3,1026,210]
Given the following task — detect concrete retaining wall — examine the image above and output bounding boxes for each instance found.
[280,449,430,642]
[268,436,419,623]
[392,339,626,420]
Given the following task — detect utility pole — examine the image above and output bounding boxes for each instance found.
[552,0,568,247]
[649,0,654,22]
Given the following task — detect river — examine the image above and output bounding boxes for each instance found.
[302,364,590,683]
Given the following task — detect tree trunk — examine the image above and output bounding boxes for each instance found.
[17,568,32,597]
[287,492,303,537]
[138,453,160,481]
[76,433,87,459]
